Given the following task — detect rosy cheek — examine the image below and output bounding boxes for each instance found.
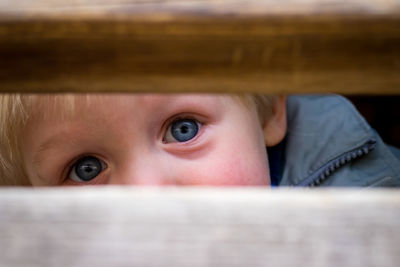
[216,157,269,186]
[183,156,269,186]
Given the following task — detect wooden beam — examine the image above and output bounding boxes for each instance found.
[0,187,399,266]
[0,0,400,93]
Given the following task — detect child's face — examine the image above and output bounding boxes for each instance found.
[22,94,273,186]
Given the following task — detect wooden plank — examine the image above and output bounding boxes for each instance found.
[1,0,400,17]
[0,0,399,93]
[0,187,399,266]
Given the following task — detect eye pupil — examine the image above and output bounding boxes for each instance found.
[75,156,102,181]
[171,119,198,142]
[83,166,94,172]
[180,125,189,134]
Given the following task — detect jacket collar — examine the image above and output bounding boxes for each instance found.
[279,95,375,186]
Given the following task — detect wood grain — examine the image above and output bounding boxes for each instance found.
[0,0,399,93]
[0,187,399,267]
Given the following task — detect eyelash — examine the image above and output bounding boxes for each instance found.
[63,154,107,184]
[163,113,204,133]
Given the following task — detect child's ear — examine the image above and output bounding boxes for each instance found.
[262,95,287,147]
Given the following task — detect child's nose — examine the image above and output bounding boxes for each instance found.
[108,158,176,186]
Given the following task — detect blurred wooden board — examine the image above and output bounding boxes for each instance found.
[1,0,400,17]
[0,187,399,266]
[0,0,400,93]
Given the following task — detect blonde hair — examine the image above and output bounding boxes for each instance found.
[241,94,277,125]
[0,94,29,185]
[0,94,277,186]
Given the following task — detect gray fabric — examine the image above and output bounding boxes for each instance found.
[279,95,400,187]
[389,145,400,160]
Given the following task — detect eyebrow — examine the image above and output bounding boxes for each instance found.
[32,132,77,168]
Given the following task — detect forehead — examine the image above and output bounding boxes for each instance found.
[25,94,250,120]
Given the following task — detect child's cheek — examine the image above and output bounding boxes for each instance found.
[180,154,270,186]
[214,155,270,186]
[210,139,270,186]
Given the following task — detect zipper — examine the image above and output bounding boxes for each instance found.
[298,139,377,187]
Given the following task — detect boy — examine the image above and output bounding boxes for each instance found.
[0,94,399,187]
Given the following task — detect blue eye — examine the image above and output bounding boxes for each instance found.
[165,119,200,143]
[69,156,106,182]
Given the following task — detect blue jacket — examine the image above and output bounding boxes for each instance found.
[270,95,400,187]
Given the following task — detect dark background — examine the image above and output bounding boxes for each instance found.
[347,96,400,148]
